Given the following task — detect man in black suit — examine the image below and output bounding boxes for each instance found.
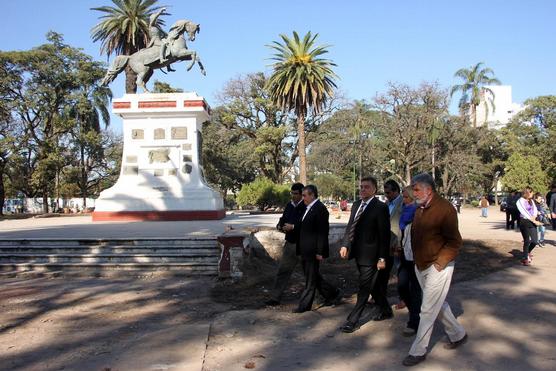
[339,176,391,332]
[265,182,306,306]
[283,185,341,313]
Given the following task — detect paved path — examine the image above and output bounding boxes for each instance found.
[204,246,556,371]
[1,206,554,370]
[0,206,540,242]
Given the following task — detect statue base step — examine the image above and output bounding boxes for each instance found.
[92,209,225,221]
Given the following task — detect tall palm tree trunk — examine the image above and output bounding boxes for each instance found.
[125,66,138,94]
[297,114,307,184]
[472,104,477,128]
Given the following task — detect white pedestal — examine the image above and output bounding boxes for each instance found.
[93,93,224,221]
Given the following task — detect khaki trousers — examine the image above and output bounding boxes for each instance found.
[409,261,466,356]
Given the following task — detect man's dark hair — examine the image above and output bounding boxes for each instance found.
[291,182,304,193]
[411,173,436,192]
[384,179,401,193]
[360,176,378,189]
[303,184,319,199]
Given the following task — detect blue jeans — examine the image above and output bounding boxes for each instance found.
[537,225,545,243]
[481,208,488,217]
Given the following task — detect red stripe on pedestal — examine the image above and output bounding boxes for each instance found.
[138,101,177,108]
[92,210,226,222]
[184,100,206,108]
[113,102,131,109]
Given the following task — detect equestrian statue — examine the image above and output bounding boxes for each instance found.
[101,8,206,92]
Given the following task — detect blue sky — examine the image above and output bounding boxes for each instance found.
[1,0,555,132]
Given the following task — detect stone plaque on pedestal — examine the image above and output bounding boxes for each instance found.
[92,92,225,221]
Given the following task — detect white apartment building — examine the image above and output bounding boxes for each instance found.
[475,85,525,129]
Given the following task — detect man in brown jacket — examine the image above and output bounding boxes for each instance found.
[403,173,467,367]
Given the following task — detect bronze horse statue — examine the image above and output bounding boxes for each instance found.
[101,20,206,92]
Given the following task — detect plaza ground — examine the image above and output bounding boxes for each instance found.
[0,207,554,370]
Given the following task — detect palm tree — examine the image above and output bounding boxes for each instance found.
[450,62,501,128]
[266,31,338,184]
[91,0,165,93]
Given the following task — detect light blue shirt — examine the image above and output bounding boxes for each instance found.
[388,195,402,215]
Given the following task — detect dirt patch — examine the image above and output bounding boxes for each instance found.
[210,239,523,310]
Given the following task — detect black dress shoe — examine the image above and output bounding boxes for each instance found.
[339,321,359,333]
[292,308,308,313]
[373,309,394,321]
[402,354,426,367]
[324,289,344,307]
[444,333,468,349]
[265,299,280,306]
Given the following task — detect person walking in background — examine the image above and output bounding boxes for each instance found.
[266,183,306,306]
[548,184,556,231]
[479,195,489,218]
[533,192,549,247]
[283,185,342,313]
[338,176,391,333]
[397,186,422,337]
[381,179,404,312]
[402,173,467,367]
[506,191,518,230]
[517,187,542,266]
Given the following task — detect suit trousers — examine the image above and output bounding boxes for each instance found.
[397,256,422,330]
[347,263,380,324]
[270,241,299,301]
[372,256,393,315]
[297,257,338,312]
[409,262,466,356]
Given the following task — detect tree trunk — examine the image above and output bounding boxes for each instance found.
[125,65,138,94]
[405,163,411,186]
[297,114,307,185]
[431,145,436,181]
[81,144,87,209]
[42,184,49,214]
[472,104,477,128]
[0,161,5,216]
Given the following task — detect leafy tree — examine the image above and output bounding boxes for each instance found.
[0,32,90,212]
[202,110,259,195]
[152,80,184,93]
[372,82,449,185]
[313,173,351,200]
[266,31,338,184]
[506,95,556,179]
[450,62,501,128]
[67,60,112,208]
[236,177,289,211]
[91,0,166,93]
[502,153,549,194]
[215,73,292,183]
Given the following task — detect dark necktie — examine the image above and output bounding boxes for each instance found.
[348,202,367,242]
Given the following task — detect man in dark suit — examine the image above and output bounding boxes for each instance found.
[283,184,341,313]
[339,176,391,332]
[265,182,306,306]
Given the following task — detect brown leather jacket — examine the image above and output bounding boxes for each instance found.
[411,193,462,270]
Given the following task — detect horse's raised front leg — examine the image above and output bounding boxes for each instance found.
[196,55,206,76]
[187,51,196,71]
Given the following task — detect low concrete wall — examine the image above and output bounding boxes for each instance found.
[249,226,346,261]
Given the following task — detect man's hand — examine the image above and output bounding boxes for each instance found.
[283,223,294,232]
[340,247,348,259]
[377,259,386,270]
[433,262,442,272]
[316,254,323,261]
